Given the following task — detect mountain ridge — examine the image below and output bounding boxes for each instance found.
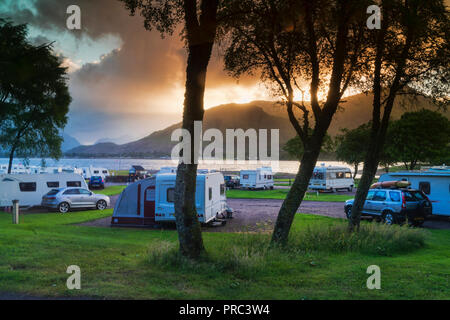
[65,92,449,158]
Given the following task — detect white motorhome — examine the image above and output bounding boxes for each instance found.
[379,166,450,216]
[80,167,110,179]
[308,165,354,192]
[158,167,177,174]
[0,173,88,208]
[112,172,228,226]
[240,167,274,190]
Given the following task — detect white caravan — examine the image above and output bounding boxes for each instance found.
[240,167,274,190]
[112,172,228,226]
[379,167,450,216]
[0,173,88,208]
[308,165,354,192]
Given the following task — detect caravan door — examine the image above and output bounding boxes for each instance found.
[144,186,156,221]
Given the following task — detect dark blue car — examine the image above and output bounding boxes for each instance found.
[89,176,105,190]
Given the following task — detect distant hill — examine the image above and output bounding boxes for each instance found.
[65,92,449,159]
[61,133,81,152]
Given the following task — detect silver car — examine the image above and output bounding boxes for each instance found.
[41,187,110,213]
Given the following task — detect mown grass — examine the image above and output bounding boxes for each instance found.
[0,209,448,299]
[226,189,353,202]
[94,185,127,196]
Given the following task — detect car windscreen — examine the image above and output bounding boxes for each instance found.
[411,191,426,200]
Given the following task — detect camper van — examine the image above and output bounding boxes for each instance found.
[379,167,450,216]
[0,173,88,208]
[308,165,354,192]
[239,167,274,190]
[80,167,110,179]
[112,172,228,226]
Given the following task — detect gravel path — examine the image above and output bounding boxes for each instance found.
[83,197,450,231]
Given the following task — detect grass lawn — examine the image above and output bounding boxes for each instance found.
[109,170,129,176]
[94,185,127,196]
[0,209,448,299]
[226,189,353,202]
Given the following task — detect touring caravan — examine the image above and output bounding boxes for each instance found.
[239,167,274,190]
[308,165,354,192]
[112,172,228,226]
[0,173,88,208]
[379,167,450,216]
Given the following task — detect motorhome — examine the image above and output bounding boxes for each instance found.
[239,167,274,190]
[112,172,228,226]
[379,166,450,216]
[80,167,110,179]
[0,173,88,208]
[308,165,354,192]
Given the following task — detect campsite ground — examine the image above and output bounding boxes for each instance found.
[0,209,449,300]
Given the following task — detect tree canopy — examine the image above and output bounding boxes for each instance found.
[0,19,71,172]
[389,109,450,170]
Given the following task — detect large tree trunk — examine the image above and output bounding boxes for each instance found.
[271,139,322,245]
[174,42,213,259]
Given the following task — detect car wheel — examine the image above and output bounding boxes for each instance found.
[345,206,352,219]
[383,212,395,225]
[270,186,274,190]
[348,187,353,192]
[58,202,70,214]
[96,200,107,210]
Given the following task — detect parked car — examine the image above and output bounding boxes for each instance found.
[41,187,110,213]
[224,175,240,189]
[89,175,105,189]
[344,188,432,226]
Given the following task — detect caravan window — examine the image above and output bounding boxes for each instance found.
[345,172,352,178]
[220,184,225,195]
[19,182,36,192]
[419,182,431,195]
[94,170,99,174]
[67,181,81,187]
[243,174,249,179]
[102,170,108,174]
[167,188,175,203]
[47,181,59,188]
[336,172,345,179]
[209,188,212,200]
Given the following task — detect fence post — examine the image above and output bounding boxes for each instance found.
[12,199,19,224]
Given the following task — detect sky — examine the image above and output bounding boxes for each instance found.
[0,0,269,144]
[2,0,448,145]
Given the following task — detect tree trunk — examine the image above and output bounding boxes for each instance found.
[7,145,16,174]
[271,141,322,245]
[353,163,358,179]
[348,140,380,231]
[174,42,213,259]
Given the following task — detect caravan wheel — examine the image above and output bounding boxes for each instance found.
[58,202,70,214]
